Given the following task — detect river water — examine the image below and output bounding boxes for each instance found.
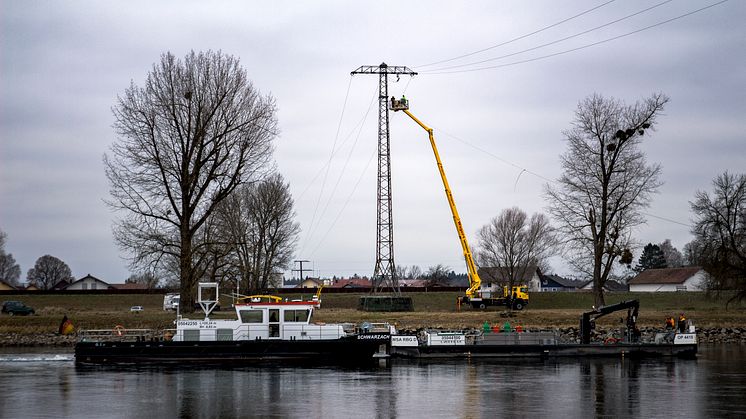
[1,344,745,418]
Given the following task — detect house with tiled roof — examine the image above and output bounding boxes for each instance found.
[65,274,113,291]
[0,280,17,291]
[110,282,149,291]
[538,273,585,292]
[297,278,322,289]
[628,266,708,292]
[327,278,372,288]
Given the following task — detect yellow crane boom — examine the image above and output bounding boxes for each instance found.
[392,99,481,298]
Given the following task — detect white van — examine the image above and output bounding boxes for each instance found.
[163,293,180,311]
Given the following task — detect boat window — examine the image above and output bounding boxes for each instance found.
[239,310,263,323]
[216,329,233,341]
[183,330,200,341]
[269,309,280,338]
[283,309,310,322]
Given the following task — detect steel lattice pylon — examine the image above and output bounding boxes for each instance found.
[351,63,416,294]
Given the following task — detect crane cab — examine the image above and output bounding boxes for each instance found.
[390,96,409,111]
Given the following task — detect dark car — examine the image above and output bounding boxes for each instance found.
[1,301,35,316]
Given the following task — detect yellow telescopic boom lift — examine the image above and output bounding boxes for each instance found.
[390,97,481,299]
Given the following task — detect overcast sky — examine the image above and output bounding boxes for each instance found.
[1,1,744,283]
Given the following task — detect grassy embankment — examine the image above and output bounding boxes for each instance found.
[1,291,744,335]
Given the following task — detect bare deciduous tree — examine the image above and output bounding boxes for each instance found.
[476,207,557,293]
[545,93,668,307]
[690,171,746,305]
[658,239,684,268]
[126,271,160,289]
[424,264,451,287]
[0,229,21,286]
[26,255,74,290]
[105,50,277,311]
[214,173,299,293]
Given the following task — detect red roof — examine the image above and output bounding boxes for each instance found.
[110,283,149,290]
[628,267,703,285]
[327,278,371,288]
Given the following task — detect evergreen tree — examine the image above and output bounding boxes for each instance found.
[634,243,667,272]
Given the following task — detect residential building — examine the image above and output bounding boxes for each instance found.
[0,280,16,291]
[65,274,112,291]
[538,273,584,292]
[628,267,708,292]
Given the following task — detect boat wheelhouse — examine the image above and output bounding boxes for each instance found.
[173,293,354,343]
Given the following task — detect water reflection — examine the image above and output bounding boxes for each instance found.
[1,346,745,418]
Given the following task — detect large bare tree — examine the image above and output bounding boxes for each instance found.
[105,50,277,311]
[26,255,74,290]
[476,207,557,292]
[690,171,746,305]
[214,173,299,293]
[545,93,668,307]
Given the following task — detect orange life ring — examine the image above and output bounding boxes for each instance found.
[113,325,126,336]
[604,337,620,345]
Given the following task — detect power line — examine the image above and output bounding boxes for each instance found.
[423,0,673,73]
[308,149,377,258]
[302,76,353,254]
[437,128,555,183]
[296,85,378,202]
[422,0,729,75]
[304,87,378,250]
[437,127,692,228]
[642,212,692,228]
[415,0,616,69]
[299,85,378,257]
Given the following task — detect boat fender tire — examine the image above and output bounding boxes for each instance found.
[479,303,486,310]
[514,302,524,311]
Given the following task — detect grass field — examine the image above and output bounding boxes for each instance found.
[1,291,744,334]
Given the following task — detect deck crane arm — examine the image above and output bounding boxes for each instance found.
[396,105,481,298]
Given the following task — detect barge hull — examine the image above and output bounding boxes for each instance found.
[392,343,697,359]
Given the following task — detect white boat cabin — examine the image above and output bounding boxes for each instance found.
[173,288,351,342]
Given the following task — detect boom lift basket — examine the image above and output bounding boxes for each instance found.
[390,97,409,111]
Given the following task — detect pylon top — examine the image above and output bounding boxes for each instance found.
[351,64,417,76]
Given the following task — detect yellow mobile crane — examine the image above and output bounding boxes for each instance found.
[390,97,528,310]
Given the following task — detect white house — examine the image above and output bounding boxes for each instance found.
[628,267,708,292]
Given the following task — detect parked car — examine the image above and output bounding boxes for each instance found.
[1,301,35,316]
[130,306,144,313]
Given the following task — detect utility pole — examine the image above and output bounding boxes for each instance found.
[292,260,312,283]
[351,63,416,295]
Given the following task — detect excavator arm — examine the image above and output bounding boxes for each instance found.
[398,108,481,298]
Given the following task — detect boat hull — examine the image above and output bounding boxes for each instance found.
[75,335,390,365]
[392,342,697,359]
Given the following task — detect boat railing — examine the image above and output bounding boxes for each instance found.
[359,322,394,333]
[78,328,158,342]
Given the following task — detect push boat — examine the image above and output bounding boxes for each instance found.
[74,283,392,365]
